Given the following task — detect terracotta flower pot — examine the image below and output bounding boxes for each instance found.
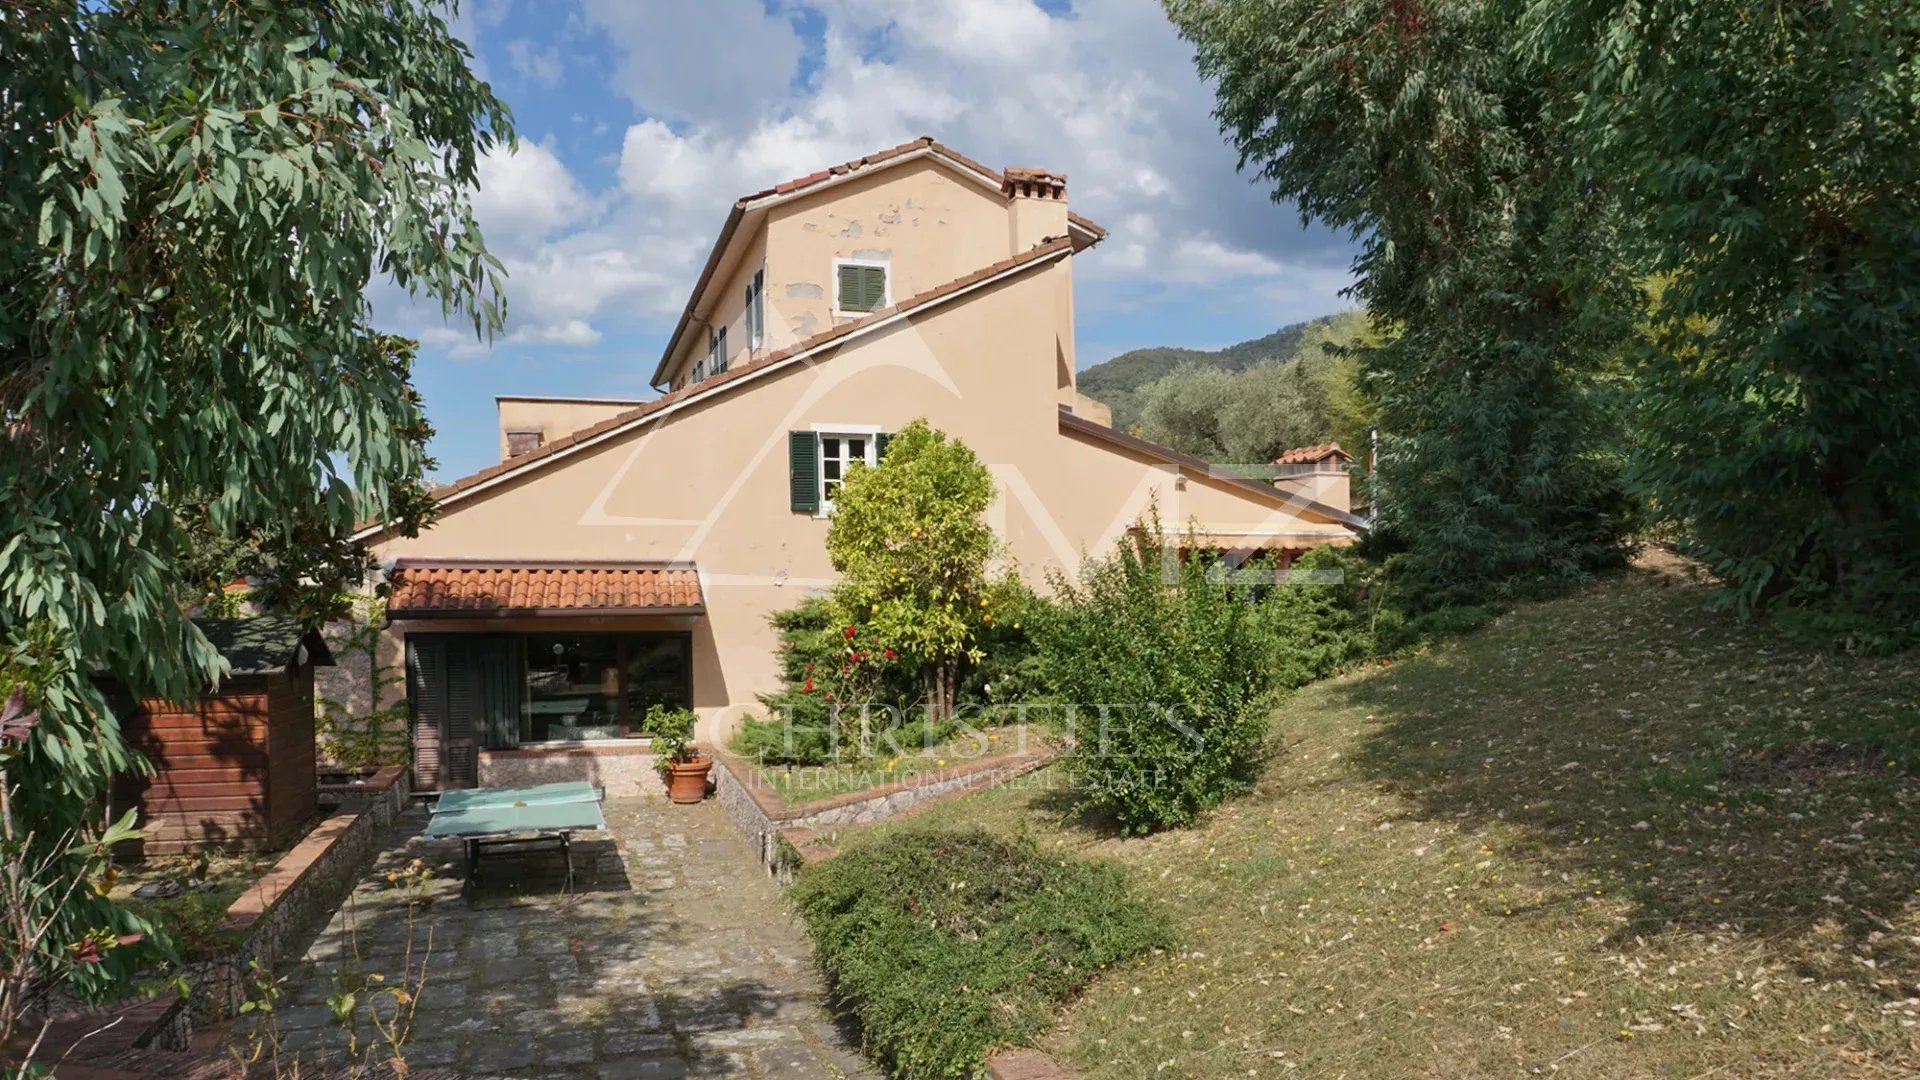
[666,755,712,804]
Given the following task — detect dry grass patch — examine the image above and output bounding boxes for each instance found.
[919,561,1920,1077]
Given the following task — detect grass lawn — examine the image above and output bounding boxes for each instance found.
[874,556,1920,1077]
[757,723,1051,803]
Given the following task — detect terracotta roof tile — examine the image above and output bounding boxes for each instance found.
[355,236,1078,537]
[387,561,703,615]
[1273,442,1353,465]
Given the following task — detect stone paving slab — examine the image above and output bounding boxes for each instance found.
[246,798,877,1079]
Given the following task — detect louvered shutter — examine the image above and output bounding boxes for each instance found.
[789,431,820,512]
[838,264,886,312]
[876,432,892,461]
[406,639,446,790]
[444,643,479,789]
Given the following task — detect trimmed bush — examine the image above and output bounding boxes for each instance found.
[792,829,1169,1078]
[1034,523,1274,833]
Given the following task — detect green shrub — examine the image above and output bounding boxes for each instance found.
[792,829,1169,1078]
[1256,545,1378,689]
[1034,521,1275,833]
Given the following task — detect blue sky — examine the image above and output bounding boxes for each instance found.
[376,0,1358,481]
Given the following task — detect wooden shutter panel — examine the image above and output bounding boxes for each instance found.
[789,431,819,513]
[838,264,886,312]
[876,432,892,461]
[406,638,446,790]
[444,644,479,789]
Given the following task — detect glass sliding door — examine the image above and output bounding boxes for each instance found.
[410,631,693,751]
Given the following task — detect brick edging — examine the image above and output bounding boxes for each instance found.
[712,745,1057,877]
[188,764,410,1024]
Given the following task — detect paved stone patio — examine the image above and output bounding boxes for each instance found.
[257,799,876,1079]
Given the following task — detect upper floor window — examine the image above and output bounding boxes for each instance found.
[691,358,705,382]
[834,259,889,315]
[744,268,766,349]
[707,325,728,376]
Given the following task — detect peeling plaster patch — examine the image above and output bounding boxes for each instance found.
[791,311,818,336]
[879,212,902,225]
[802,222,818,232]
[851,249,891,261]
[840,220,862,238]
[785,282,823,299]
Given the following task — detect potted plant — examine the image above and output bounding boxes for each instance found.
[641,704,711,804]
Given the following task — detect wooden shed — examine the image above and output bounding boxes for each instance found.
[118,617,334,855]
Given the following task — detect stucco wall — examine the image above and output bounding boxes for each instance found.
[665,158,1047,389]
[370,259,1351,747]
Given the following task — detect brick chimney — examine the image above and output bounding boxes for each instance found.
[1003,167,1068,253]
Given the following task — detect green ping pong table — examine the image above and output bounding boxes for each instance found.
[424,781,607,886]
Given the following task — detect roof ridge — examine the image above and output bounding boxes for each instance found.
[354,237,1078,539]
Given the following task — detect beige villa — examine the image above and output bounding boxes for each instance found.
[349,137,1362,791]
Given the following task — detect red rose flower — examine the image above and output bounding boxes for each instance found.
[844,625,857,639]
[883,648,897,661]
[802,678,814,693]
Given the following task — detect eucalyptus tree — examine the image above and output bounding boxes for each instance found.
[0,0,508,988]
[1166,0,1635,605]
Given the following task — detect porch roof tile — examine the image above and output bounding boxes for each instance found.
[387,560,703,617]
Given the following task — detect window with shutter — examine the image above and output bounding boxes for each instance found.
[788,431,820,513]
[834,260,888,314]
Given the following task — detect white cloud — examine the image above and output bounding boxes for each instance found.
[506,39,563,88]
[578,0,806,127]
[472,140,591,248]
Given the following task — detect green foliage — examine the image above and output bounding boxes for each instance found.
[1136,309,1387,467]
[1256,546,1379,690]
[638,704,698,765]
[743,598,925,765]
[315,595,410,772]
[791,828,1170,1078]
[1034,516,1276,833]
[826,419,1000,719]
[1079,314,1340,430]
[1168,0,1637,605]
[0,0,508,991]
[1531,0,1920,647]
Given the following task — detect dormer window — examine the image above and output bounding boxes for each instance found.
[834,259,889,315]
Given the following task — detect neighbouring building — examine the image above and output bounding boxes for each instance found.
[116,617,333,854]
[350,137,1364,791]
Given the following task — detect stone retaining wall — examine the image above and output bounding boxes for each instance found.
[713,747,1056,877]
[186,764,409,1024]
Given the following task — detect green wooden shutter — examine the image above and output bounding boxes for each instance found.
[876,432,892,461]
[838,264,886,312]
[788,431,819,512]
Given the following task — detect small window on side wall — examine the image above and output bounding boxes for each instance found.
[788,429,889,513]
[744,268,765,349]
[834,260,888,315]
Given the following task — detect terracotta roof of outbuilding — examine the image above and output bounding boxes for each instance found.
[387,560,704,616]
[650,136,1107,388]
[1274,442,1353,465]
[354,236,1077,539]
